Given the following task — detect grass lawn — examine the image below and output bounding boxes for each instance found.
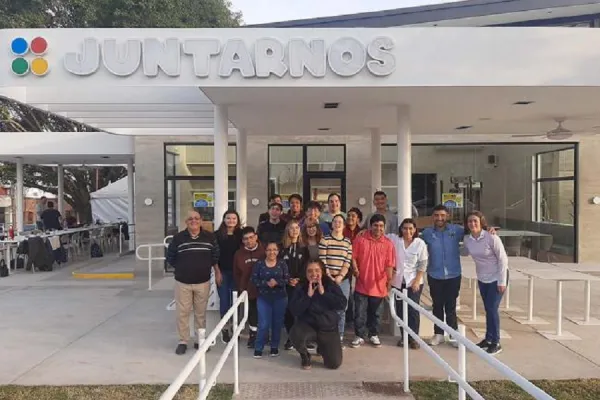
[411,379,600,400]
[0,384,232,400]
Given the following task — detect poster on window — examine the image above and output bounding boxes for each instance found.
[193,192,214,208]
[442,193,464,209]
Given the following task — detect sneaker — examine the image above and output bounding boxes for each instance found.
[448,338,459,348]
[396,338,404,347]
[307,342,317,354]
[369,335,382,347]
[340,336,346,349]
[409,339,420,350]
[300,353,312,370]
[247,332,256,349]
[429,334,445,346]
[284,339,294,351]
[270,348,280,357]
[476,340,491,350]
[253,350,263,359]
[221,329,231,344]
[350,337,365,348]
[487,343,503,355]
[175,343,187,355]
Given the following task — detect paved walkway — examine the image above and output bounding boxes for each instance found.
[2,256,600,393]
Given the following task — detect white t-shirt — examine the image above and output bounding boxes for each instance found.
[386,234,428,287]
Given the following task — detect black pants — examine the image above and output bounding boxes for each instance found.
[290,321,342,369]
[248,298,258,330]
[428,275,461,335]
[284,286,296,333]
[394,283,424,337]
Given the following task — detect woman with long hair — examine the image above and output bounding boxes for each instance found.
[216,209,242,344]
[251,241,290,358]
[289,259,346,370]
[319,214,353,344]
[387,218,428,349]
[280,220,309,350]
[463,211,509,356]
[302,222,322,260]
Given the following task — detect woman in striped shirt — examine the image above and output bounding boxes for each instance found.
[319,214,353,342]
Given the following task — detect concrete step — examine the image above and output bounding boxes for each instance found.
[234,382,414,400]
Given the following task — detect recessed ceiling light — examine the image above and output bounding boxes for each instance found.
[455,125,473,130]
[318,128,330,131]
[323,102,339,109]
[513,101,534,105]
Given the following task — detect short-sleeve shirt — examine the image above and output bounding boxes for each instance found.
[353,231,396,298]
[387,234,428,287]
[41,209,61,230]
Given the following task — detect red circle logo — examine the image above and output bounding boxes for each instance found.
[30,37,48,55]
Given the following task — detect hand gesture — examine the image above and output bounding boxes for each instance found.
[318,280,325,295]
[308,281,316,297]
[289,278,299,287]
[268,278,277,288]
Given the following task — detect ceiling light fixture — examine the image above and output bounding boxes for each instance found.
[318,128,330,131]
[323,102,339,109]
[455,125,473,130]
[513,101,534,105]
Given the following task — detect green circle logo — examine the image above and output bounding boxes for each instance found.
[12,57,29,76]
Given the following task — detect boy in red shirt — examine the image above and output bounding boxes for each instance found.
[350,214,396,348]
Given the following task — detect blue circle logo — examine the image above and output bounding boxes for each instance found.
[11,37,29,56]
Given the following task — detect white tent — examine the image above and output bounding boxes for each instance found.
[90,176,130,223]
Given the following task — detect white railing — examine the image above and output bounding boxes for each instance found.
[389,288,555,400]
[135,243,167,290]
[160,291,249,400]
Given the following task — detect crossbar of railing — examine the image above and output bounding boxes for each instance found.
[135,243,166,290]
[389,288,554,400]
[160,291,249,400]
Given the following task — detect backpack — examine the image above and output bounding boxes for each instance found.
[0,259,8,278]
[90,242,103,258]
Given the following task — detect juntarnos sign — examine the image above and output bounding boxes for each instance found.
[64,37,396,79]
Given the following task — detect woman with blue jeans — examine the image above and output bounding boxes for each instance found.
[463,211,509,356]
[319,214,353,344]
[216,210,242,344]
[251,241,290,358]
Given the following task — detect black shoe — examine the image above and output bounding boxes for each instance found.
[175,343,187,355]
[487,343,502,355]
[284,339,294,351]
[221,329,231,344]
[396,338,404,347]
[476,340,491,350]
[270,348,280,357]
[300,353,312,370]
[247,334,256,349]
[253,350,262,359]
[194,342,211,352]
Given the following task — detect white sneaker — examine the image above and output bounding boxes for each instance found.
[340,336,346,349]
[369,335,382,347]
[448,338,459,348]
[350,337,365,348]
[430,334,445,346]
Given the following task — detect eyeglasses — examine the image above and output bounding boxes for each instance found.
[187,217,201,221]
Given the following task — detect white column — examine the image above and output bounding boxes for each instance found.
[370,128,382,208]
[15,157,24,232]
[397,105,412,220]
[57,164,64,215]
[214,105,229,228]
[236,129,248,226]
[127,159,135,251]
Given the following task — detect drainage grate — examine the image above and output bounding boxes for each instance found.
[235,382,413,399]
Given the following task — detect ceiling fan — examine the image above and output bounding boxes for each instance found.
[512,119,599,140]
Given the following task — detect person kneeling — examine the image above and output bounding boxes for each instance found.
[288,259,347,370]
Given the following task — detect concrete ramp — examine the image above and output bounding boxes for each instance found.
[234,382,414,400]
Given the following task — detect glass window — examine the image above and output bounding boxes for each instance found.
[269,146,303,200]
[307,145,345,172]
[382,143,577,262]
[165,144,236,177]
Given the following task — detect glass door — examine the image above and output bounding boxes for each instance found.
[306,176,345,213]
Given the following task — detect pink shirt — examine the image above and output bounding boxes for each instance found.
[353,231,396,298]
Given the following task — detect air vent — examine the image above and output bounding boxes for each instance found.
[318,128,330,131]
[513,101,534,105]
[455,125,472,130]
[323,102,339,109]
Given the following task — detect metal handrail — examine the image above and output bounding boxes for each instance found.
[160,291,249,400]
[389,288,554,400]
[135,243,166,290]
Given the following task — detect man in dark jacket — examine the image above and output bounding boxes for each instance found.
[289,259,347,370]
[258,194,282,225]
[233,226,265,349]
[257,202,286,246]
[167,209,222,355]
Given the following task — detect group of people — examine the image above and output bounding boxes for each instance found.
[166,190,510,371]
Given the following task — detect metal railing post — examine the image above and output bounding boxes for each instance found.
[458,324,467,400]
[233,291,240,395]
[198,328,207,393]
[402,289,410,393]
[119,228,123,254]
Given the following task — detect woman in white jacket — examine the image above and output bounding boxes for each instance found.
[387,218,428,349]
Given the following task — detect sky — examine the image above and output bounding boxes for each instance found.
[230,0,462,25]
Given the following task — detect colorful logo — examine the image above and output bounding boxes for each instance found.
[10,37,49,77]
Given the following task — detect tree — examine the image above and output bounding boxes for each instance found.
[0,0,243,221]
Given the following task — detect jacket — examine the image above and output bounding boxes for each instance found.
[233,244,266,300]
[289,277,347,332]
[280,243,309,282]
[257,220,286,246]
[421,224,464,280]
[251,259,290,300]
[216,230,242,272]
[167,229,219,284]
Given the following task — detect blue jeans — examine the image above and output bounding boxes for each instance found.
[255,296,288,352]
[353,292,384,338]
[478,280,505,344]
[394,283,424,336]
[337,279,351,336]
[217,270,235,320]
